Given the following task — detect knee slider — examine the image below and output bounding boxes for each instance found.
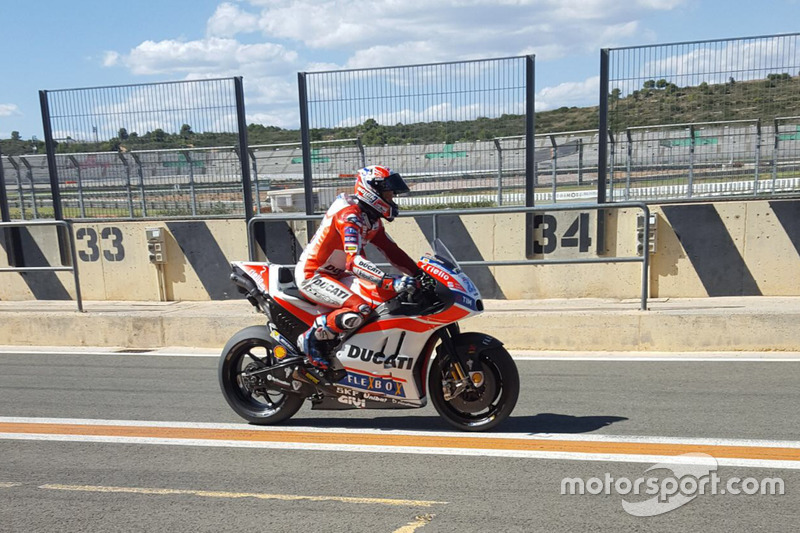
[313,315,337,340]
[334,311,365,331]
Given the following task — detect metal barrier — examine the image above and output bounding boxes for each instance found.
[247,202,651,310]
[0,220,83,312]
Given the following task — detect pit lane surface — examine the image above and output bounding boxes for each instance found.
[1,349,798,532]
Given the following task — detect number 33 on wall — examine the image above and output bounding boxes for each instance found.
[75,227,126,262]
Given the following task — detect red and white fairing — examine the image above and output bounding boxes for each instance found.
[232,245,483,405]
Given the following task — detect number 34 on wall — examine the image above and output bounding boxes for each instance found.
[532,212,593,255]
[75,227,126,262]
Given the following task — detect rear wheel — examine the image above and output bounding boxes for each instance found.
[218,326,304,425]
[429,346,519,431]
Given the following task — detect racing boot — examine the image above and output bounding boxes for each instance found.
[297,315,336,370]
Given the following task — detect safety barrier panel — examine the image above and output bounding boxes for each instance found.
[247,202,651,310]
[0,220,83,311]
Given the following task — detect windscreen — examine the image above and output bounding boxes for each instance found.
[431,238,460,270]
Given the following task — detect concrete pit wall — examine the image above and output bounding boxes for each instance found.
[1,199,799,302]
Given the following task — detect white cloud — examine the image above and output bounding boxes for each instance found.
[120,37,297,76]
[102,51,120,67]
[536,76,600,111]
[0,104,20,117]
[207,2,260,37]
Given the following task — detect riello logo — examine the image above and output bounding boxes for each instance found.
[343,345,414,369]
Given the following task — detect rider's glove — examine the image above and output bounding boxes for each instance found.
[381,275,419,294]
[393,275,419,294]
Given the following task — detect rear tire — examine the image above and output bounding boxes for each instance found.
[429,346,519,431]
[218,325,304,425]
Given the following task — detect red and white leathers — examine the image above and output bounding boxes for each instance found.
[295,194,419,344]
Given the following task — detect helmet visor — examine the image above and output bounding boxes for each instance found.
[381,173,410,195]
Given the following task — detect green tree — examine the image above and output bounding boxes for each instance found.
[118,128,129,140]
[11,131,20,141]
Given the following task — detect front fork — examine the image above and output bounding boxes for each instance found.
[437,324,485,400]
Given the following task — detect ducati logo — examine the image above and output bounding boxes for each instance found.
[342,345,414,370]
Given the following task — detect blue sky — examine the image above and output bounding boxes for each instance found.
[1,0,799,140]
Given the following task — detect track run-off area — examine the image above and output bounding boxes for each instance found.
[1,348,799,531]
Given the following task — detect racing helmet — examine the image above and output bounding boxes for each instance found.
[354,165,409,222]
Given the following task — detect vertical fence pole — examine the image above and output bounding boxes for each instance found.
[688,125,695,198]
[625,129,633,200]
[298,72,316,238]
[577,139,584,186]
[67,156,85,218]
[234,77,254,222]
[116,152,134,217]
[8,157,26,220]
[249,148,261,214]
[493,138,503,206]
[524,55,536,258]
[19,157,39,219]
[772,119,779,194]
[356,137,366,167]
[549,135,557,202]
[39,90,70,265]
[130,153,148,217]
[1,150,25,267]
[182,150,197,216]
[753,120,761,195]
[608,130,616,202]
[597,49,610,255]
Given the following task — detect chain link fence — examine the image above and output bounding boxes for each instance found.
[601,33,800,200]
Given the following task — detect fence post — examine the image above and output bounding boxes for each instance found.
[298,71,316,238]
[0,148,24,266]
[67,155,85,218]
[19,156,38,219]
[39,90,71,265]
[524,55,536,258]
[493,138,503,206]
[772,119,779,194]
[753,120,761,195]
[7,157,26,220]
[248,148,261,213]
[608,130,616,201]
[625,129,633,200]
[688,125,695,198]
[182,150,197,216]
[129,152,148,217]
[234,76,254,221]
[549,135,557,202]
[116,152,134,217]
[355,137,366,167]
[577,138,584,186]
[596,49,610,255]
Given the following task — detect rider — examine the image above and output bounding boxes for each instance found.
[295,165,421,370]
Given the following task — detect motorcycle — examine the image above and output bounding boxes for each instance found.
[219,238,519,431]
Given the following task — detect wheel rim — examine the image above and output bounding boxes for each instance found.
[438,355,506,427]
[226,338,291,415]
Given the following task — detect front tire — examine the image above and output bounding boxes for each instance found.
[218,325,304,425]
[429,346,519,431]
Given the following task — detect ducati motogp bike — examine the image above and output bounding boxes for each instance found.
[219,239,519,431]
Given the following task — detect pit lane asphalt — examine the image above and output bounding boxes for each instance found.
[1,350,798,532]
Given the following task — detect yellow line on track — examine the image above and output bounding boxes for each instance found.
[393,514,436,533]
[38,484,445,507]
[2,422,799,462]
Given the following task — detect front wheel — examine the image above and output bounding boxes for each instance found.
[429,346,519,431]
[218,325,304,425]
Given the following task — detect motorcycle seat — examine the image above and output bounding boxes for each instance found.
[277,267,312,302]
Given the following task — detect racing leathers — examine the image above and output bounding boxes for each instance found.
[295,194,420,368]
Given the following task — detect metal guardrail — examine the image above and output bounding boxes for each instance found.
[0,220,84,312]
[246,202,651,310]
